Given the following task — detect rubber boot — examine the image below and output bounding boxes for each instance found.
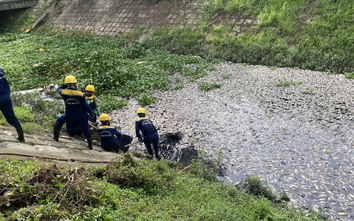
[16,127,25,143]
[53,127,60,141]
[87,138,93,150]
[155,149,161,160]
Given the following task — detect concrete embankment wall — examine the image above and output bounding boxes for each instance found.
[29,0,255,37]
[50,0,199,36]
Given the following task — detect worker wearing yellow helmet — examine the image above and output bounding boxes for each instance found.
[98,113,133,152]
[135,107,161,160]
[53,75,95,150]
[84,84,101,123]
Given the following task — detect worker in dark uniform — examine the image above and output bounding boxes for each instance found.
[65,84,99,136]
[135,108,161,160]
[0,68,25,142]
[53,75,94,150]
[85,84,100,124]
[98,113,132,152]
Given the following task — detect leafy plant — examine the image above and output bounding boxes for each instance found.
[136,93,156,106]
[276,81,303,87]
[222,73,231,80]
[236,175,277,202]
[198,81,222,91]
[303,87,315,94]
[344,72,354,79]
[98,95,128,113]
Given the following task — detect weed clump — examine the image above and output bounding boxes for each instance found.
[0,163,98,219]
[98,154,176,195]
[236,175,277,202]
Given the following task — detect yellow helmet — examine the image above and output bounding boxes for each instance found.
[85,85,95,92]
[136,108,146,114]
[64,75,77,84]
[99,113,111,122]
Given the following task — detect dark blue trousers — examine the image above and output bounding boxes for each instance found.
[143,137,159,157]
[0,99,21,129]
[54,114,91,139]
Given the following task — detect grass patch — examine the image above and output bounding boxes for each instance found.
[198,82,222,91]
[276,81,303,87]
[344,72,354,79]
[146,0,353,73]
[99,95,128,113]
[303,87,316,95]
[0,157,326,220]
[222,73,231,80]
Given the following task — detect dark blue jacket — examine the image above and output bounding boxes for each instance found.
[135,117,158,142]
[57,85,93,120]
[0,68,11,104]
[98,125,122,151]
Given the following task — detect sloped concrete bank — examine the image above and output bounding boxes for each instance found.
[112,63,354,221]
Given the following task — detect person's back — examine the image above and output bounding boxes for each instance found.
[98,113,132,152]
[135,116,158,141]
[98,125,121,151]
[135,108,160,159]
[58,86,91,120]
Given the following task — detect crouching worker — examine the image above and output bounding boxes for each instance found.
[135,108,161,160]
[53,75,94,150]
[98,113,132,152]
[0,68,24,142]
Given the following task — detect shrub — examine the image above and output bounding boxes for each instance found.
[236,175,277,202]
[136,93,156,106]
[99,95,128,113]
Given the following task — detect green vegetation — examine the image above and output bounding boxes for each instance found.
[0,32,209,95]
[146,0,353,73]
[198,81,223,91]
[276,81,303,87]
[303,87,316,95]
[222,73,231,80]
[0,31,210,132]
[0,156,326,220]
[344,72,354,79]
[0,92,64,133]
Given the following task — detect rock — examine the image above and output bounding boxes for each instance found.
[178,146,198,166]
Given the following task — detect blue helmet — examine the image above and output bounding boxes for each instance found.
[0,68,4,78]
